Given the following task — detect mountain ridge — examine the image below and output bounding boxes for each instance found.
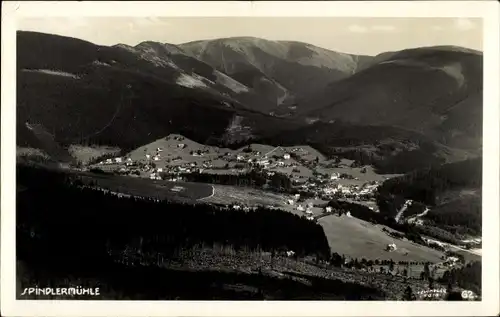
[16,31,482,174]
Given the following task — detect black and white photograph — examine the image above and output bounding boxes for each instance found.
[1,1,499,316]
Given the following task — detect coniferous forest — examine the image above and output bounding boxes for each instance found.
[18,165,392,300]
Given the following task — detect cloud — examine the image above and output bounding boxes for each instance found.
[132,17,171,27]
[454,18,476,31]
[348,24,398,33]
[348,24,368,33]
[371,25,396,32]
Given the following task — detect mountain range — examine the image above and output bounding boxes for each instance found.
[16,31,483,173]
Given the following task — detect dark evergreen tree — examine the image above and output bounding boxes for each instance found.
[402,286,416,300]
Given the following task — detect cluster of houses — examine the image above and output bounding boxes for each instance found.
[298,179,380,204]
[232,151,294,169]
[94,142,380,215]
[100,156,133,166]
[285,193,356,222]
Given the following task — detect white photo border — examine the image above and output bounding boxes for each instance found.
[2,1,499,316]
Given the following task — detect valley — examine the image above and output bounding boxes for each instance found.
[14,30,483,301]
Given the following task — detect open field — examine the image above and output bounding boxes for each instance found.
[17,146,50,158]
[318,215,444,262]
[76,172,214,202]
[201,184,295,208]
[68,145,121,164]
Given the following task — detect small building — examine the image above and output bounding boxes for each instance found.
[153,156,160,161]
[237,155,245,161]
[177,143,186,149]
[257,160,270,166]
[287,199,295,205]
[286,250,295,257]
[294,194,301,200]
[115,157,122,163]
[156,147,163,152]
[157,168,163,173]
[325,206,333,213]
[297,205,305,212]
[386,243,397,252]
[283,153,291,160]
[145,154,151,159]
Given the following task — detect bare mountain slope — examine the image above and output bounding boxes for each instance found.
[298,46,483,150]
[17,31,303,154]
[179,37,372,110]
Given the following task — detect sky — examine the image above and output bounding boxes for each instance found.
[18,17,482,55]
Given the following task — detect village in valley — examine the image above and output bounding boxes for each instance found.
[76,133,481,277]
[90,133,385,214]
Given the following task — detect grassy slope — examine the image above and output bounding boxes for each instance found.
[318,215,443,262]
[299,48,482,151]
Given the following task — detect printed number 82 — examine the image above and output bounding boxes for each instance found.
[461,290,473,299]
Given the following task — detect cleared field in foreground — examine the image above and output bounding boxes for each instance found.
[68,145,121,164]
[77,172,214,201]
[318,215,444,262]
[201,185,295,209]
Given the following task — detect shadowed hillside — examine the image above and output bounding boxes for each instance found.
[17,31,305,153]
[298,46,482,151]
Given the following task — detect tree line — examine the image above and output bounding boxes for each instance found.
[172,170,293,192]
[377,158,482,206]
[439,261,481,296]
[17,165,330,267]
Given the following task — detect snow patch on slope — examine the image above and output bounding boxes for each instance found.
[22,69,80,79]
[192,73,215,85]
[92,60,111,67]
[176,73,208,89]
[439,63,465,87]
[139,46,180,69]
[214,71,249,93]
[117,43,180,70]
